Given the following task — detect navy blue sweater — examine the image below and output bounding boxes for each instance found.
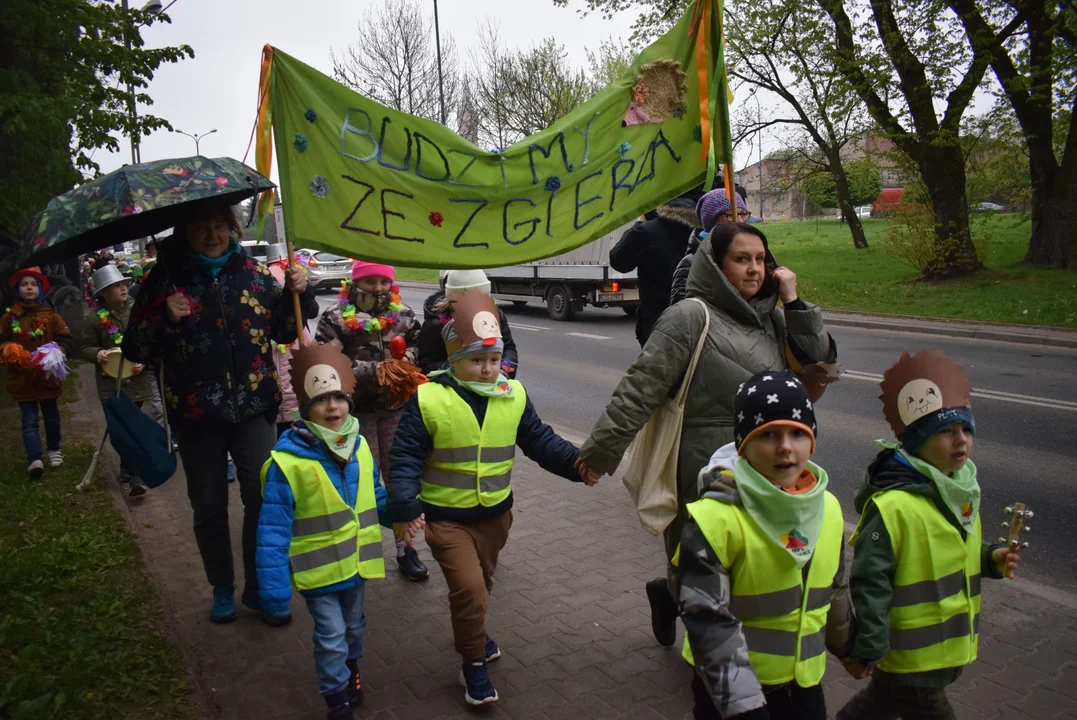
[387,374,581,524]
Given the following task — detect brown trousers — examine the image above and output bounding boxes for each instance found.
[424,512,513,659]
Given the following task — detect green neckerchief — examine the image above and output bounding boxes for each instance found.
[429,368,515,398]
[734,458,830,568]
[881,440,980,533]
[305,414,360,463]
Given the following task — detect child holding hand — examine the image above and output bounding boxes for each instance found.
[1,267,72,479]
[387,289,598,707]
[837,351,1021,720]
[673,370,852,720]
[256,343,389,720]
[315,261,427,581]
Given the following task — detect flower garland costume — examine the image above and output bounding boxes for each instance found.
[337,280,404,334]
[7,309,47,339]
[97,307,124,346]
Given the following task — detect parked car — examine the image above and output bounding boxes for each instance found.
[855,206,872,219]
[975,202,1004,213]
[749,215,763,223]
[295,248,354,290]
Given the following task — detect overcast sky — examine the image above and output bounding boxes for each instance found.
[97,0,767,177]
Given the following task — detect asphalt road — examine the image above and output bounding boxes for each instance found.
[316,288,1077,593]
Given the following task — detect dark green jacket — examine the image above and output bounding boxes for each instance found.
[849,448,1004,687]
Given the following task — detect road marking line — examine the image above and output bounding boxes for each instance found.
[566,332,613,340]
[842,370,1077,412]
[513,323,550,331]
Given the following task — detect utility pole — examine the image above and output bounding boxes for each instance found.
[433,0,447,125]
[120,0,163,165]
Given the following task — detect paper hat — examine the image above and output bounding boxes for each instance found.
[90,264,130,297]
[879,350,973,438]
[289,343,356,410]
[9,267,50,296]
[442,289,503,361]
[265,243,288,264]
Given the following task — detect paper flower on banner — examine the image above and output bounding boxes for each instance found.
[545,176,562,192]
[293,133,308,152]
[429,211,444,228]
[304,108,317,123]
[617,141,632,157]
[310,176,330,198]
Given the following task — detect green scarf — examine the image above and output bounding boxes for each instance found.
[304,415,361,463]
[734,458,830,568]
[429,369,515,398]
[882,441,980,533]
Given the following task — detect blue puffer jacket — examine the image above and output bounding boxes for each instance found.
[256,423,389,609]
[387,374,582,524]
[122,238,319,426]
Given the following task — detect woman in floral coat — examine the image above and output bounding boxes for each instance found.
[122,203,318,626]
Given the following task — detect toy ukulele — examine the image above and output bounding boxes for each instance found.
[998,502,1032,579]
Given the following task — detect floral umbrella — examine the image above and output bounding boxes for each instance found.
[21,156,275,265]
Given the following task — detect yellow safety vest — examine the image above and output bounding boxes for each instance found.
[416,380,526,509]
[853,491,982,674]
[681,491,844,687]
[260,439,385,591]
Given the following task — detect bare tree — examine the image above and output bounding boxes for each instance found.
[330,0,459,125]
[471,22,591,148]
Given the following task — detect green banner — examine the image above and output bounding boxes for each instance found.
[268,0,730,268]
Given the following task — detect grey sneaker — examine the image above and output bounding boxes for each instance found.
[48,450,63,468]
[28,460,45,480]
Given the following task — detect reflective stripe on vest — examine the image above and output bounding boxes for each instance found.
[852,491,981,674]
[260,439,385,591]
[417,380,526,509]
[680,491,844,687]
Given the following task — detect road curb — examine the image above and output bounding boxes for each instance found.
[823,313,1077,349]
[396,280,1077,348]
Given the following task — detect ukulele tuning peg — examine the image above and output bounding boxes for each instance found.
[1024,526,1031,533]
[1010,539,1020,547]
[1005,506,1013,514]
[998,537,1007,544]
[1024,510,1034,518]
[1021,542,1030,549]
[1001,521,1009,528]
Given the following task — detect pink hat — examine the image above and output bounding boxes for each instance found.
[351,260,395,282]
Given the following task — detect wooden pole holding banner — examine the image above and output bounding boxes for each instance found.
[275,202,310,348]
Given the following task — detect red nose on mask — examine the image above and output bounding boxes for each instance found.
[482,337,496,346]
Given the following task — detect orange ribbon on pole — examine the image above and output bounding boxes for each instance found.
[692,0,712,164]
[255,45,276,231]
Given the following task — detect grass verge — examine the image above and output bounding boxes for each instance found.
[763,217,1077,328]
[394,267,440,284]
[0,373,195,719]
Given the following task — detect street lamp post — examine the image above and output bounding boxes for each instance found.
[172,128,218,156]
[121,0,164,165]
[433,0,447,125]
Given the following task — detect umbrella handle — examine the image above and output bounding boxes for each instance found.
[286,238,306,348]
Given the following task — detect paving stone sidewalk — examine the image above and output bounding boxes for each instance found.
[81,378,1077,719]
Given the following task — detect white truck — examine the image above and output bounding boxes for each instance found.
[486,222,641,321]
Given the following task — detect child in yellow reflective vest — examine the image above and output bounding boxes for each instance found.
[672,369,853,720]
[838,351,1022,720]
[387,289,599,707]
[256,343,390,720]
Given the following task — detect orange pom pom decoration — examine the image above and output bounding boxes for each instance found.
[1,342,33,369]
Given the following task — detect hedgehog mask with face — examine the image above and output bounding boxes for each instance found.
[289,343,356,417]
[879,350,975,456]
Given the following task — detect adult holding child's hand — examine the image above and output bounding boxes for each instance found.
[122,202,319,627]
[579,222,837,648]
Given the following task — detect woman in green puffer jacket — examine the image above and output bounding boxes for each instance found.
[579,221,837,648]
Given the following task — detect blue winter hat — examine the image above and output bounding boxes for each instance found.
[901,407,976,457]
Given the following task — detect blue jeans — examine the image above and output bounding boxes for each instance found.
[20,399,61,463]
[305,582,366,696]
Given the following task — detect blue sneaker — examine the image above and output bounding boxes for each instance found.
[485,636,501,663]
[210,585,237,624]
[460,658,498,706]
[241,587,292,627]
